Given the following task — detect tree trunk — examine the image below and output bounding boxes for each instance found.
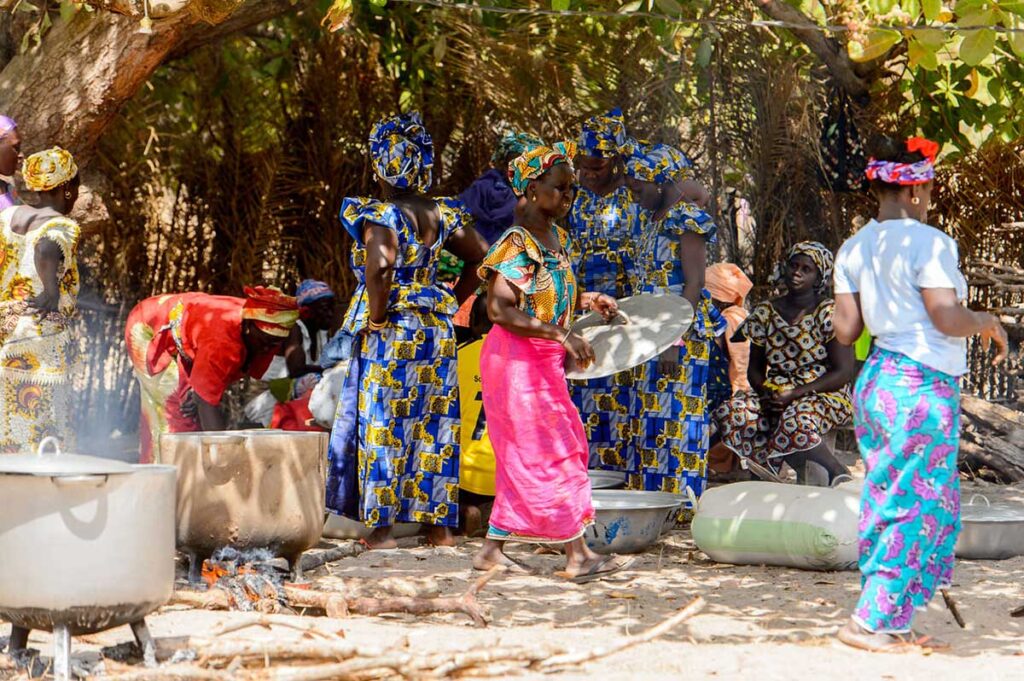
[0,0,303,164]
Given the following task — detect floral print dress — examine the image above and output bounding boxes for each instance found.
[713,299,852,475]
[0,207,80,452]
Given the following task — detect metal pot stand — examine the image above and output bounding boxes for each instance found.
[5,617,156,680]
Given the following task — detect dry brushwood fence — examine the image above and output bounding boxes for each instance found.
[65,8,1021,468]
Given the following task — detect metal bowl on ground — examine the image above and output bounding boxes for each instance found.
[955,496,1024,560]
[584,490,684,554]
[0,439,176,680]
[588,470,627,490]
[323,513,422,540]
[158,429,328,581]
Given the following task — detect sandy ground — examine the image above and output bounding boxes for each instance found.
[3,479,1024,681]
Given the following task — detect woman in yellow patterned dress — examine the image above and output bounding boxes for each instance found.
[0,147,81,452]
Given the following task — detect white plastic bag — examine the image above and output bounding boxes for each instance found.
[309,361,349,429]
[692,481,860,571]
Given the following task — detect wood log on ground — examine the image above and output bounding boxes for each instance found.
[168,567,500,627]
[960,396,1024,482]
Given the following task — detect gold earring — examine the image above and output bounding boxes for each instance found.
[531,195,537,202]
[911,197,920,205]
[65,192,71,200]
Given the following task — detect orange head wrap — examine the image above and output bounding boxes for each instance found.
[242,286,299,337]
[705,263,753,307]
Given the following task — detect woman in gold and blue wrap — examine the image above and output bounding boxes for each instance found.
[568,108,644,473]
[624,141,724,501]
[326,111,487,549]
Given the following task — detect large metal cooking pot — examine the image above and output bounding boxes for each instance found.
[0,439,176,679]
[584,490,684,554]
[159,429,327,581]
[955,495,1024,560]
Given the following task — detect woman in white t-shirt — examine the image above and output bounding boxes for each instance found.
[832,136,1008,653]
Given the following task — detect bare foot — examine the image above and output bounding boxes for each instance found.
[424,525,456,547]
[472,546,534,574]
[362,526,398,550]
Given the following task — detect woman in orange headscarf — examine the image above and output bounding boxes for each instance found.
[705,262,754,395]
[125,286,299,463]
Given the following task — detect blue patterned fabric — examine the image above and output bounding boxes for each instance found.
[577,108,635,159]
[853,348,960,634]
[631,203,723,498]
[368,111,433,192]
[327,195,465,528]
[567,183,643,471]
[625,141,694,184]
[339,196,469,333]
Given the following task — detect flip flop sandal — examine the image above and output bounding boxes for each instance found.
[910,633,951,651]
[558,555,635,584]
[837,622,914,654]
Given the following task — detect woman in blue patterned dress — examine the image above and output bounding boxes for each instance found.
[568,108,644,472]
[624,142,725,499]
[325,112,488,550]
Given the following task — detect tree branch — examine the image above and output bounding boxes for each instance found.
[753,0,870,98]
[169,0,312,60]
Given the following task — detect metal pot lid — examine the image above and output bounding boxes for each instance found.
[565,294,695,380]
[0,437,136,476]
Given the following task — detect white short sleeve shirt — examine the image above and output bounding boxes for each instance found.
[833,219,968,376]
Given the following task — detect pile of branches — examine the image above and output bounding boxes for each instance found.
[87,598,705,681]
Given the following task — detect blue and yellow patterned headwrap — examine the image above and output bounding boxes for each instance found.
[369,111,434,193]
[625,140,694,185]
[507,145,572,197]
[578,108,635,159]
[491,130,545,164]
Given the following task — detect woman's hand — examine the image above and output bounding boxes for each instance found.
[563,331,596,369]
[27,291,59,313]
[979,313,1009,365]
[768,386,804,412]
[657,346,680,377]
[591,293,619,321]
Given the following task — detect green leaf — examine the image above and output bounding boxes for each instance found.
[59,0,78,24]
[1011,29,1024,57]
[869,0,898,12]
[655,0,683,14]
[847,28,902,62]
[908,37,940,69]
[368,0,386,6]
[959,27,996,65]
[958,8,995,26]
[695,36,714,67]
[618,0,643,12]
[908,27,947,48]
[552,0,571,10]
[433,35,447,62]
[901,0,921,19]
[922,0,942,21]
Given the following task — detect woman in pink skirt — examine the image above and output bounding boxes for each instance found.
[471,144,633,581]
